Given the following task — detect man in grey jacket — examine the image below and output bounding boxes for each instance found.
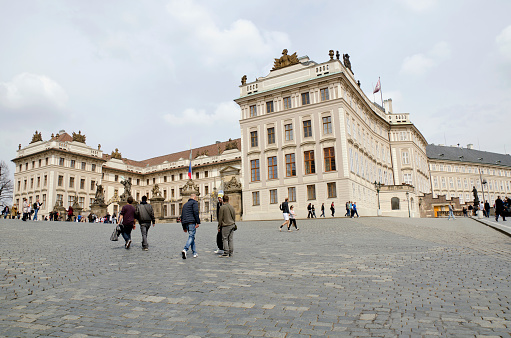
[218,194,236,258]
[181,193,200,259]
[135,195,156,251]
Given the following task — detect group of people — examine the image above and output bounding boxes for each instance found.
[279,198,299,231]
[304,202,340,219]
[345,201,359,218]
[3,198,44,221]
[455,196,509,222]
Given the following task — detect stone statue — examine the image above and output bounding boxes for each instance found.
[18,144,21,150]
[357,80,361,87]
[224,176,242,192]
[336,51,340,60]
[472,186,479,208]
[111,148,122,160]
[98,144,101,150]
[329,50,334,60]
[343,53,353,73]
[120,177,132,200]
[182,179,200,196]
[224,138,238,151]
[94,183,105,205]
[51,133,54,139]
[195,149,209,158]
[272,49,300,71]
[241,75,247,85]
[72,130,86,143]
[30,131,42,144]
[152,184,162,198]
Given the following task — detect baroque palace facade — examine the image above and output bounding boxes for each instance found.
[11,49,511,220]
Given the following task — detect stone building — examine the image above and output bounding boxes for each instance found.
[235,50,429,220]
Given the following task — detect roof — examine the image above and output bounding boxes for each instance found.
[426,144,511,167]
[50,132,73,142]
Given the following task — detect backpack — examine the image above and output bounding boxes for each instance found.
[33,202,38,210]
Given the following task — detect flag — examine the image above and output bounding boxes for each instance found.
[373,77,381,94]
[188,149,192,179]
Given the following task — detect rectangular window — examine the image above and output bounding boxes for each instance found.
[250,105,257,117]
[434,177,438,188]
[59,158,65,166]
[252,191,260,206]
[69,177,75,188]
[24,180,27,190]
[320,88,329,101]
[42,194,46,206]
[266,101,274,113]
[45,157,49,165]
[205,186,209,195]
[307,185,316,200]
[285,154,296,177]
[283,96,292,109]
[80,179,85,190]
[171,175,174,182]
[322,116,332,134]
[79,197,85,208]
[304,150,315,174]
[303,120,312,138]
[288,187,296,202]
[268,156,278,179]
[30,178,34,189]
[404,173,412,185]
[91,164,96,172]
[171,189,175,198]
[58,175,63,187]
[38,159,41,167]
[250,131,258,147]
[91,180,95,190]
[251,159,260,182]
[301,92,310,105]
[196,172,199,179]
[267,127,275,144]
[81,162,86,170]
[70,160,75,168]
[56,194,63,204]
[179,173,183,180]
[346,117,351,135]
[164,190,167,199]
[204,171,208,178]
[285,124,293,141]
[327,182,337,198]
[164,176,167,183]
[324,147,336,172]
[37,176,40,187]
[270,189,278,204]
[115,175,119,182]
[402,152,409,165]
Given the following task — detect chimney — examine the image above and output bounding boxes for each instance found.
[384,99,393,114]
[467,144,474,149]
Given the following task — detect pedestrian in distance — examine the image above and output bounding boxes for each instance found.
[279,198,290,231]
[288,205,299,231]
[330,202,335,217]
[181,193,201,259]
[215,196,224,254]
[447,203,455,220]
[118,196,136,249]
[352,202,359,217]
[462,207,467,217]
[345,202,350,217]
[67,205,74,222]
[311,204,317,218]
[11,204,17,220]
[218,195,236,258]
[495,196,506,222]
[135,195,155,251]
[484,200,490,218]
[33,199,42,221]
[320,203,325,217]
[22,198,29,221]
[307,203,312,218]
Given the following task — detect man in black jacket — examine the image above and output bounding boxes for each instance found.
[215,196,224,254]
[136,195,156,251]
[279,198,290,231]
[181,193,200,259]
[495,196,506,222]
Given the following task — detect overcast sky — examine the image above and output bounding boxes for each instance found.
[1,0,511,176]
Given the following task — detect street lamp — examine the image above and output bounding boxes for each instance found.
[373,181,382,216]
[406,191,410,218]
[477,158,486,206]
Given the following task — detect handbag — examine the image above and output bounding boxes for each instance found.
[110,225,121,241]
[233,223,237,231]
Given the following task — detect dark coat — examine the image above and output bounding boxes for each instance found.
[495,198,504,212]
[181,198,200,227]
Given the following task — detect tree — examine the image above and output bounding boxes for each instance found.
[0,161,13,208]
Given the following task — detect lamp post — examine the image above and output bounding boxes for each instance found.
[373,181,382,216]
[406,191,410,218]
[477,158,486,207]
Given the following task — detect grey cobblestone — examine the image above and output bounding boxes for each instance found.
[1,217,510,336]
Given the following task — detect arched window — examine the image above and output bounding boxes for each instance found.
[410,197,415,210]
[391,197,400,210]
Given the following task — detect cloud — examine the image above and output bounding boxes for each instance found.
[0,73,68,110]
[163,101,239,126]
[396,0,437,12]
[496,25,511,61]
[400,41,451,76]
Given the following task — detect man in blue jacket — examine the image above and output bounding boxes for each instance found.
[181,193,200,259]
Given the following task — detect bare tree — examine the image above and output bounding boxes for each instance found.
[0,161,13,208]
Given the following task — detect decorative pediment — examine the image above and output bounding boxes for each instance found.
[111,148,122,160]
[30,131,42,144]
[271,49,300,71]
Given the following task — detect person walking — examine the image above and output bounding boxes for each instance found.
[307,203,312,218]
[135,195,155,251]
[279,198,290,231]
[218,195,236,258]
[67,205,74,222]
[495,196,506,222]
[118,196,136,249]
[22,198,29,221]
[330,202,335,217]
[311,204,317,218]
[11,204,17,220]
[181,193,200,259]
[33,199,42,221]
[462,207,467,217]
[288,205,299,231]
[215,196,224,254]
[352,202,359,218]
[345,202,350,217]
[3,205,9,219]
[484,200,490,218]
[320,203,325,217]
[447,203,455,220]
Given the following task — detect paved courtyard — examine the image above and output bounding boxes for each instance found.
[0,216,510,337]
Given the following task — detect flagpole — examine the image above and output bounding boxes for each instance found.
[379,77,384,109]
[372,82,375,102]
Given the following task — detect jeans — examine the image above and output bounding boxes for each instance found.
[448,211,455,220]
[33,209,39,221]
[121,225,132,243]
[140,223,151,249]
[183,224,197,255]
[221,224,235,255]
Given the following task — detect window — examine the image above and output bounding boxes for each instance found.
[327,182,337,198]
[91,164,96,172]
[285,124,293,141]
[164,190,167,199]
[434,177,438,188]
[324,147,336,172]
[42,194,46,206]
[391,197,400,210]
[252,191,260,206]
[69,177,75,188]
[91,180,96,190]
[449,177,454,189]
[80,179,85,189]
[44,175,47,186]
[346,117,351,135]
[288,187,296,202]
[301,92,310,105]
[267,127,275,144]
[320,88,329,101]
[250,131,258,147]
[164,176,167,183]
[58,175,63,187]
[304,150,315,174]
[59,158,65,166]
[285,154,296,177]
[56,194,63,204]
[171,175,174,182]
[30,178,34,188]
[303,120,312,138]
[270,189,278,204]
[205,186,209,195]
[307,185,316,200]
[322,116,332,134]
[37,176,40,187]
[268,156,278,179]
[171,189,175,198]
[250,105,257,117]
[251,159,260,182]
[179,173,183,180]
[403,173,412,185]
[196,172,199,179]
[81,162,86,170]
[70,160,75,168]
[45,158,49,165]
[266,101,274,113]
[115,175,119,182]
[79,197,85,208]
[24,179,27,190]
[38,159,41,167]
[402,152,409,165]
[204,171,208,178]
[283,97,292,109]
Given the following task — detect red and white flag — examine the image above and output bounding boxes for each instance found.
[373,78,381,94]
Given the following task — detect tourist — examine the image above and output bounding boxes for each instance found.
[218,194,236,258]
[135,195,155,251]
[320,203,325,217]
[345,202,351,217]
[311,204,316,218]
[484,200,490,218]
[2,205,9,219]
[330,202,335,217]
[215,196,224,254]
[352,202,359,217]
[181,193,200,259]
[22,198,29,221]
[67,205,74,221]
[33,199,42,221]
[462,207,467,217]
[307,203,312,218]
[495,196,506,222]
[118,196,136,249]
[288,205,299,231]
[447,203,455,220]
[279,198,290,231]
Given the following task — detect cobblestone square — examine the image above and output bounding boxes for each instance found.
[1,217,510,337]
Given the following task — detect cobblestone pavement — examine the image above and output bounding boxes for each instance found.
[0,216,510,337]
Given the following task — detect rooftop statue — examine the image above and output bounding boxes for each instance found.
[111,148,122,160]
[225,138,238,151]
[241,75,247,85]
[30,131,42,144]
[271,49,300,71]
[72,130,86,143]
[343,53,353,74]
[152,184,162,198]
